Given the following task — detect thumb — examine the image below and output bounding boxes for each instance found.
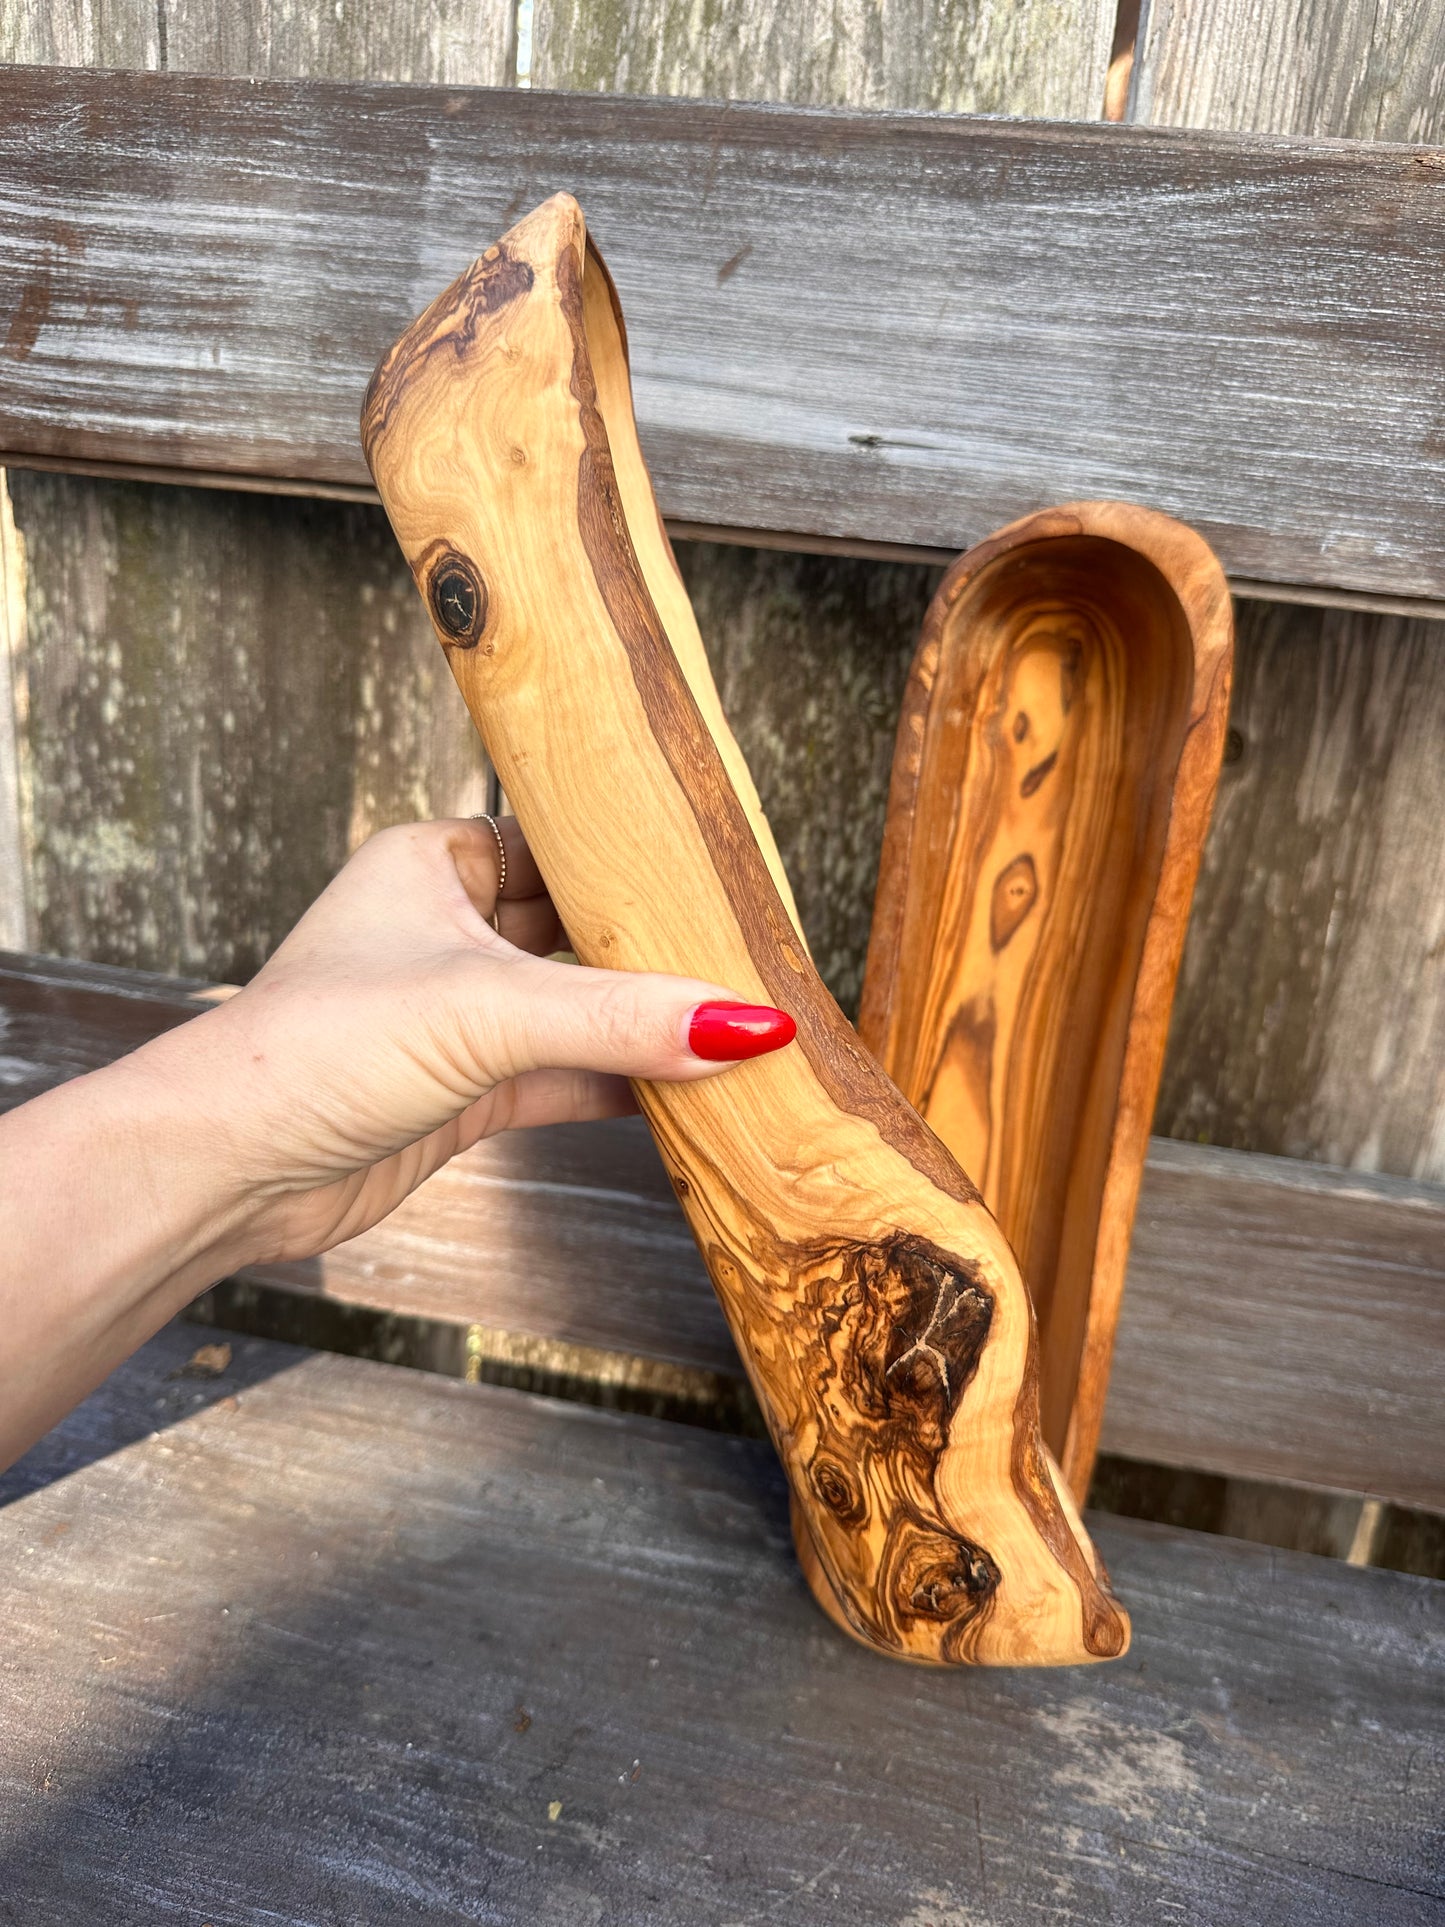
[480,952,798,1084]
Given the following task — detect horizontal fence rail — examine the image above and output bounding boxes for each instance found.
[4,949,1443,1510]
[1,68,1444,596]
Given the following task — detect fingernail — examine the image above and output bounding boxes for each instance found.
[687,1001,798,1062]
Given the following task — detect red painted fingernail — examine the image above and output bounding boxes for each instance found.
[687,1001,798,1062]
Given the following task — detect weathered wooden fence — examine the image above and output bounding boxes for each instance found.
[0,0,1442,1201]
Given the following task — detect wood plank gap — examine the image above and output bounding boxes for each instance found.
[0,453,383,508]
[181,1284,1445,1577]
[1225,576,1445,621]
[7,461,1445,622]
[187,1277,767,1435]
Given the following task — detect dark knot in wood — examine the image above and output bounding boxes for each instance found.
[429,554,488,647]
[756,1233,1002,1655]
[990,853,1039,951]
[890,1527,1001,1625]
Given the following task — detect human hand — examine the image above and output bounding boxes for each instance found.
[163,816,796,1265]
[0,815,798,1468]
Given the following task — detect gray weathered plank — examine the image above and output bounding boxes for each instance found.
[1134,0,1444,142]
[1158,599,1445,1183]
[3,69,1445,599]
[4,949,1443,1508]
[1126,24,1445,1188]
[1,1323,1440,1925]
[3,471,487,980]
[532,0,1115,117]
[680,541,939,1012]
[0,0,514,84]
[1107,1136,1445,1510]
[0,0,511,964]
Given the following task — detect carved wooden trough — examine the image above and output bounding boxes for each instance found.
[862,505,1234,1497]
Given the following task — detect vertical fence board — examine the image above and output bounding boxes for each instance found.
[1,0,514,82]
[532,0,1115,118]
[1134,0,1445,1182]
[0,3,160,66]
[162,0,515,84]
[1156,603,1445,1182]
[9,474,487,981]
[0,0,510,975]
[1133,0,1444,141]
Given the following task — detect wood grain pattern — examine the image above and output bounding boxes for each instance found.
[0,0,514,84]
[361,195,1126,1665]
[861,505,1232,1492]
[1,1323,1440,1924]
[1134,0,1444,142]
[532,0,1115,117]
[3,68,1445,597]
[1130,0,1445,1188]
[4,947,1443,1508]
[2,472,488,981]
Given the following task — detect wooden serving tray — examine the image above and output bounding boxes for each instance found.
[860,504,1233,1496]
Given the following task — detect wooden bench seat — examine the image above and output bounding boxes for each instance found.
[5,948,1443,1514]
[1,1320,1439,1924]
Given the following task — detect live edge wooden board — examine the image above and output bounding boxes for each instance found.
[862,507,1233,1498]
[363,195,1127,1666]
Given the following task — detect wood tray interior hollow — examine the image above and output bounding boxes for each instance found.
[876,533,1198,1461]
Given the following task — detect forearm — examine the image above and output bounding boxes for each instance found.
[0,1021,257,1468]
[0,820,771,1472]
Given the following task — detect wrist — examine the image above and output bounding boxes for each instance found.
[76,1014,271,1285]
[0,1014,269,1467]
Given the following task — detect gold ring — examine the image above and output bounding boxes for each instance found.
[472,812,507,907]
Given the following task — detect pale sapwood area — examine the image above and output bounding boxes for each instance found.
[860,505,1233,1493]
[361,194,1128,1666]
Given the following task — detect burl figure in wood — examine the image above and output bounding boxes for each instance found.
[861,507,1233,1497]
[362,193,1128,1666]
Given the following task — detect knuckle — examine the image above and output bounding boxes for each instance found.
[592,976,647,1056]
